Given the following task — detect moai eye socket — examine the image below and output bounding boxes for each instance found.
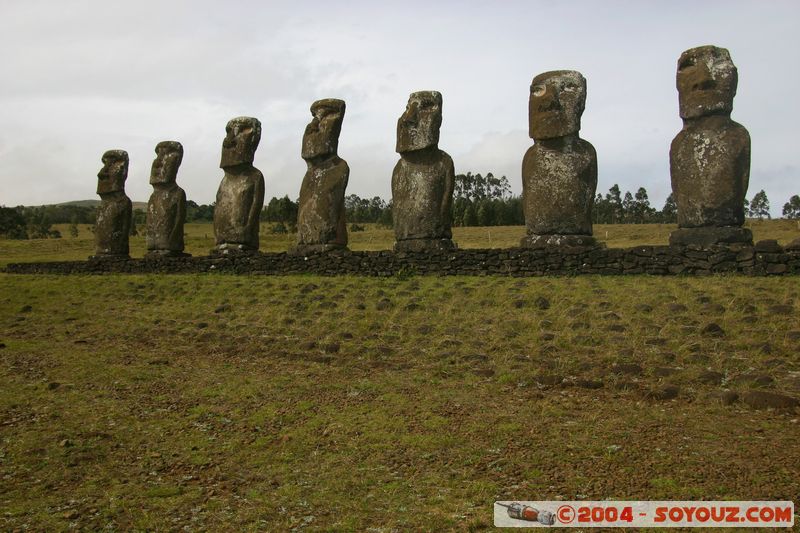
[531,85,546,97]
[678,57,695,71]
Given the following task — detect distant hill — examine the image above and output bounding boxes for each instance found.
[48,199,149,210]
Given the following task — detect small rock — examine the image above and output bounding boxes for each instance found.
[612,363,643,376]
[322,343,340,354]
[601,311,620,320]
[63,510,80,519]
[339,332,354,339]
[647,384,679,401]
[59,439,72,447]
[214,304,231,313]
[701,323,725,337]
[416,325,433,334]
[720,391,739,405]
[768,304,794,315]
[47,381,61,390]
[540,332,555,341]
[376,298,393,310]
[196,322,209,329]
[741,390,799,410]
[634,304,653,313]
[667,303,688,313]
[696,370,724,385]
[0,342,6,349]
[575,379,603,389]
[653,367,678,378]
[606,324,626,332]
[513,300,526,309]
[534,297,550,310]
[19,305,32,313]
[754,239,782,253]
[535,374,563,387]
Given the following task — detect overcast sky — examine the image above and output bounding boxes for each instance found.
[1,0,798,215]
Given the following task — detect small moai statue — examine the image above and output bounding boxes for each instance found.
[391,91,456,252]
[669,45,752,247]
[146,141,188,257]
[93,150,132,259]
[212,117,265,254]
[521,70,598,248]
[291,99,349,255]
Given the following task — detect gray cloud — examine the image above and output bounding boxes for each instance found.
[1,0,797,217]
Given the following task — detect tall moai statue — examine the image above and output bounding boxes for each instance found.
[391,91,456,252]
[213,117,265,254]
[669,45,752,247]
[292,99,349,255]
[146,141,188,257]
[93,150,132,259]
[521,71,598,248]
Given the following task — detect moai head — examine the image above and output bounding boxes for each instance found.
[528,70,587,140]
[677,45,738,120]
[220,116,261,168]
[396,91,442,154]
[96,150,128,195]
[149,141,183,185]
[302,99,346,161]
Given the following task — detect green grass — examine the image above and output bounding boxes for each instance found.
[1,273,799,529]
[2,218,798,268]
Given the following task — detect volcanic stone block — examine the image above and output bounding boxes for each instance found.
[292,99,349,256]
[391,91,456,253]
[213,117,265,253]
[521,70,598,248]
[146,141,188,257]
[669,45,752,246]
[93,150,132,258]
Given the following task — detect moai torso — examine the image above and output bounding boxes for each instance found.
[94,150,132,257]
[522,138,597,235]
[298,158,349,246]
[391,91,455,250]
[296,99,349,250]
[147,185,186,252]
[146,141,187,254]
[392,149,454,241]
[671,116,750,227]
[213,117,265,252]
[214,166,265,249]
[521,70,597,241]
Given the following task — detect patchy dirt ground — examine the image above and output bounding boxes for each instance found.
[1,274,798,530]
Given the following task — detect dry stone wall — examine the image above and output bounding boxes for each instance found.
[5,240,799,277]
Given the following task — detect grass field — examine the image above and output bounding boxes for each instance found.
[1,223,799,530]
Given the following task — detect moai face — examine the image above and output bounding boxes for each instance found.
[96,150,129,195]
[528,70,586,140]
[220,116,261,168]
[396,91,442,153]
[302,99,346,161]
[150,141,183,185]
[677,45,738,119]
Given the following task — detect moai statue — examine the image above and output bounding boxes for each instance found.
[292,99,349,255]
[213,117,265,254]
[93,150,132,258]
[391,91,456,252]
[146,141,188,257]
[521,70,598,248]
[669,45,752,246]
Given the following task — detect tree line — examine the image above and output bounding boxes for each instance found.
[2,179,799,239]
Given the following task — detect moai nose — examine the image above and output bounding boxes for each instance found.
[403,101,420,124]
[690,62,717,91]
[539,87,561,112]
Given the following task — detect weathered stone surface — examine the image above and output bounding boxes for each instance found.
[670,46,751,245]
[391,91,456,252]
[146,141,188,257]
[93,150,132,258]
[669,226,752,247]
[293,99,349,255]
[522,71,597,245]
[213,117,265,253]
[741,390,799,410]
